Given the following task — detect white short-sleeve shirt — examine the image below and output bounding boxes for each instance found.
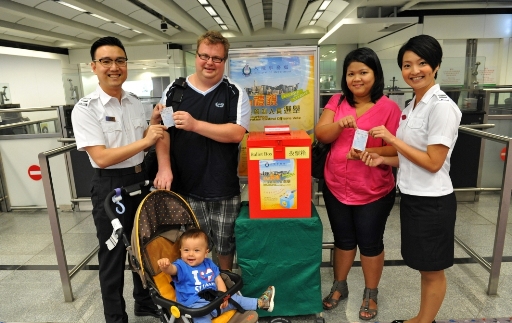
[71,85,148,169]
[396,84,462,196]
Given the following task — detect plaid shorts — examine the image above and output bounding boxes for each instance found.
[183,195,241,255]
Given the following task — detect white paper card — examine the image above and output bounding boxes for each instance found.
[161,107,174,127]
[352,129,368,151]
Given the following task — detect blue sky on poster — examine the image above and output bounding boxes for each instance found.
[229,55,312,90]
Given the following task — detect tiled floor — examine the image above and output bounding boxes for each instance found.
[0,191,511,323]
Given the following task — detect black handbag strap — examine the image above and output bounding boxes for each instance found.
[165,77,187,111]
[337,94,345,106]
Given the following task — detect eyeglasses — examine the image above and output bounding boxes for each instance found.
[196,53,225,63]
[93,57,128,67]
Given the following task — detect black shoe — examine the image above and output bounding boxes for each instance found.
[134,303,160,318]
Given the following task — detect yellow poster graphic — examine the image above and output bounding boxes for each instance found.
[259,159,297,210]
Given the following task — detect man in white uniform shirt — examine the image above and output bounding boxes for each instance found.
[71,36,167,323]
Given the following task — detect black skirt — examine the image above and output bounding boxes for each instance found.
[399,192,457,271]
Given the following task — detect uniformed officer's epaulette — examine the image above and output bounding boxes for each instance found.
[76,97,93,107]
[434,92,450,101]
[128,92,140,100]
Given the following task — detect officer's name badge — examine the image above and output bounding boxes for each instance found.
[105,116,116,122]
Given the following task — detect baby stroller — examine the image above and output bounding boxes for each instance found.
[104,181,258,323]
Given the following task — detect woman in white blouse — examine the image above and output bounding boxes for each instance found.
[362,34,462,323]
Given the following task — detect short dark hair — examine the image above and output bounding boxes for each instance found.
[197,30,230,59]
[397,34,442,79]
[90,36,127,61]
[340,47,385,107]
[178,228,209,248]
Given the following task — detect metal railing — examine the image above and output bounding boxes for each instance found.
[317,126,511,295]
[38,143,98,302]
[0,117,58,131]
[455,126,511,295]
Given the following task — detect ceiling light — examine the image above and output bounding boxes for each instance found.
[56,1,86,12]
[198,2,225,30]
[132,29,142,33]
[309,20,316,25]
[204,6,217,16]
[319,0,331,11]
[313,12,323,20]
[90,14,111,22]
[114,23,129,28]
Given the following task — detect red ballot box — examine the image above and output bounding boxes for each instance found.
[246,129,311,218]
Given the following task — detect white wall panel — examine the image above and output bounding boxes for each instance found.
[69,44,168,64]
[365,25,420,56]
[477,39,500,85]
[424,16,486,39]
[483,15,512,38]
[0,54,65,108]
[442,39,467,58]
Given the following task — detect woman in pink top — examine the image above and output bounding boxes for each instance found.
[315,47,401,319]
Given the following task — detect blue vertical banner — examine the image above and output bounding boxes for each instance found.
[227,47,318,176]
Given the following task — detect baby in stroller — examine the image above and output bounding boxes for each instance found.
[157,228,276,322]
[106,186,274,322]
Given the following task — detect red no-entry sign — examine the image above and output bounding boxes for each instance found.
[28,165,42,181]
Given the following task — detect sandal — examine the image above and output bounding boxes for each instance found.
[322,280,348,310]
[359,287,378,320]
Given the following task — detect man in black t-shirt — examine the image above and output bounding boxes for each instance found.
[153,31,250,270]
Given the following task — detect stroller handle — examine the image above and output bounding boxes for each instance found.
[104,180,151,245]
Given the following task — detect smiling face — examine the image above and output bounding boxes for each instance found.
[401,50,438,99]
[346,61,375,102]
[91,45,127,96]
[180,236,209,267]
[194,41,226,87]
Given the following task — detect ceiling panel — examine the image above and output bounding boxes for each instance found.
[129,10,159,24]
[51,25,87,37]
[97,22,127,34]
[36,1,82,19]
[0,0,509,52]
[100,0,140,15]
[0,12,22,23]
[33,35,58,43]
[5,29,39,39]
[272,0,288,30]
[17,17,56,30]
[72,13,107,27]
[11,0,46,7]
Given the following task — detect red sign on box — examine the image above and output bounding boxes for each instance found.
[28,165,42,181]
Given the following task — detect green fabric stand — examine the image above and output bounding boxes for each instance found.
[235,201,323,317]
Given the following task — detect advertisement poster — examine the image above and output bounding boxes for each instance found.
[228,47,317,176]
[259,159,297,210]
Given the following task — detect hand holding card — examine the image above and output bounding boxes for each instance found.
[161,107,174,127]
[352,129,368,152]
